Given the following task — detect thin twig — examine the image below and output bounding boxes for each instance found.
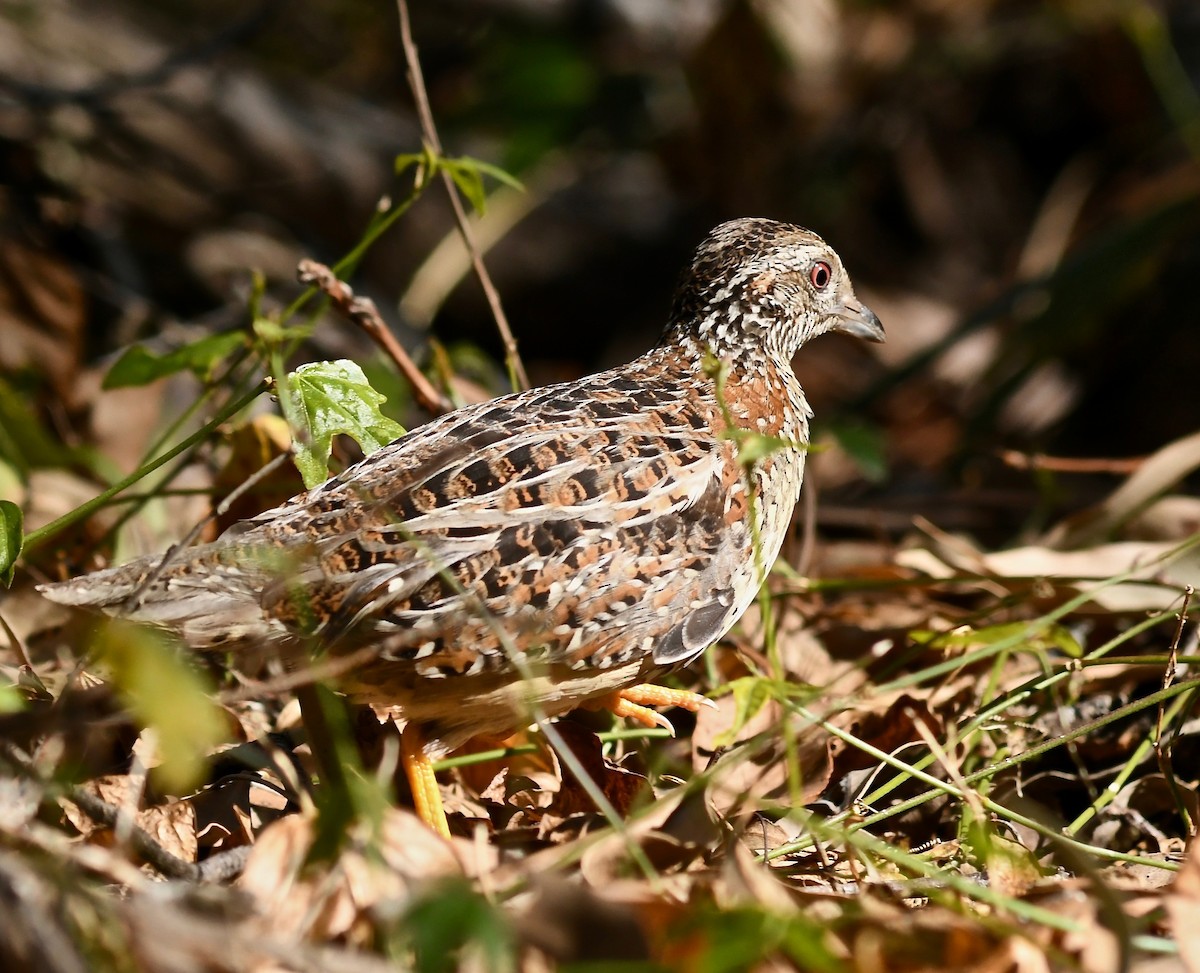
[999,449,1146,474]
[195,845,253,883]
[1156,584,1195,837]
[64,787,198,880]
[0,742,199,881]
[297,258,451,415]
[395,0,529,391]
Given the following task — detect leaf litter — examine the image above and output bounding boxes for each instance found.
[0,233,1196,969]
[3,368,1197,972]
[1,4,1198,963]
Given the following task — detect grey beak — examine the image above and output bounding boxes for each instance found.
[833,300,885,343]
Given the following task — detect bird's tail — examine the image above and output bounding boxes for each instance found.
[38,544,279,649]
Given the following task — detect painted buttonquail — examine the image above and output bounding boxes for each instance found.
[39,218,884,836]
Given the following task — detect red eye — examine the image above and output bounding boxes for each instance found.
[810,261,832,289]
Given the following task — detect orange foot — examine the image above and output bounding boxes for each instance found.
[401,722,450,839]
[591,684,715,735]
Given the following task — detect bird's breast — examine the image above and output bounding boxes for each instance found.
[717,356,811,573]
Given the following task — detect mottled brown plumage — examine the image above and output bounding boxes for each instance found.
[40,218,882,773]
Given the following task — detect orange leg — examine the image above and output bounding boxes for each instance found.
[401,722,450,839]
[591,684,715,735]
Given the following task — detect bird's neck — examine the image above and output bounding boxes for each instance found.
[646,327,811,444]
[659,291,803,364]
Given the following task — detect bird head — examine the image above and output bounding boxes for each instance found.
[666,218,884,362]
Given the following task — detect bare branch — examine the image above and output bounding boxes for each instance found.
[297,258,452,415]
[395,0,530,391]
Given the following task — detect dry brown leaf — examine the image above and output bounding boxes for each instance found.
[982,832,1043,900]
[736,602,867,693]
[60,776,199,864]
[573,784,700,886]
[1046,431,1200,549]
[190,776,282,854]
[61,774,137,840]
[453,728,551,796]
[898,538,1199,612]
[138,800,198,864]
[513,875,657,963]
[976,936,1054,973]
[714,840,798,912]
[832,694,944,776]
[546,720,649,819]
[239,808,466,942]
[1091,775,1198,855]
[849,898,1014,973]
[1123,495,1200,542]
[693,692,835,823]
[237,814,322,935]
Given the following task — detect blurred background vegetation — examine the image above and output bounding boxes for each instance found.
[2,0,1199,546]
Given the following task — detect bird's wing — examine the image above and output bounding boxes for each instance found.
[40,367,758,670]
[244,374,752,672]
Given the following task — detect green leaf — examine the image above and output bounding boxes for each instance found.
[395,145,436,185]
[0,683,24,714]
[912,620,1083,659]
[731,431,794,467]
[447,164,486,215]
[0,499,22,587]
[455,156,523,192]
[0,376,78,473]
[401,879,515,973]
[282,360,407,489]
[103,332,246,389]
[394,150,522,216]
[443,157,524,215]
[251,316,312,347]
[94,620,227,793]
[712,676,775,748]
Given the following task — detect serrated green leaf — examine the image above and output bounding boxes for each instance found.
[0,499,22,587]
[282,360,407,489]
[103,332,246,389]
[94,620,226,793]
